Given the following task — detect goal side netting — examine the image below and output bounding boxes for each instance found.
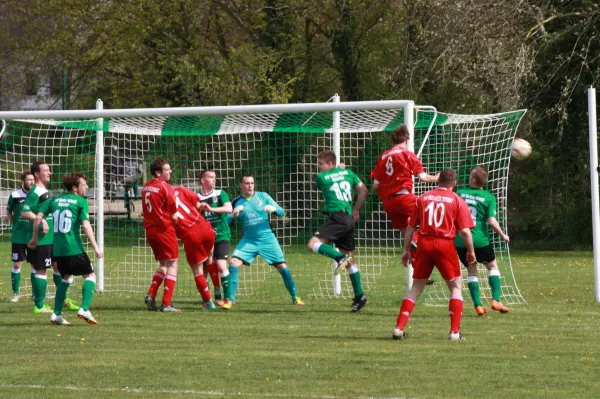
[0,102,526,305]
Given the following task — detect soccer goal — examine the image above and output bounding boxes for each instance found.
[0,98,526,305]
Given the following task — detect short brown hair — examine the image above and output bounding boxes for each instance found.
[150,159,167,176]
[470,165,488,188]
[438,169,456,187]
[30,161,48,176]
[318,150,336,164]
[21,171,33,181]
[391,125,410,144]
[239,175,254,183]
[63,173,86,191]
[200,169,215,178]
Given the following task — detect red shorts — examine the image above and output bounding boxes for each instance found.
[412,236,461,281]
[146,226,179,262]
[382,194,416,230]
[179,227,215,267]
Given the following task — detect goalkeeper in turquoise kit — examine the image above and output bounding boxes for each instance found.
[228,175,304,306]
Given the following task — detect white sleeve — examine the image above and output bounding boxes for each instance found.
[417,173,427,180]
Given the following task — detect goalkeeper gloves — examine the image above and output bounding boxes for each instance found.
[263,205,277,214]
[232,205,244,218]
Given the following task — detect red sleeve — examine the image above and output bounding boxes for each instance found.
[455,196,475,230]
[370,157,383,180]
[182,187,199,208]
[409,153,425,176]
[163,183,176,215]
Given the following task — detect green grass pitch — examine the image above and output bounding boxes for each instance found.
[0,250,599,398]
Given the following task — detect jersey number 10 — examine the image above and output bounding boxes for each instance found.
[424,202,445,228]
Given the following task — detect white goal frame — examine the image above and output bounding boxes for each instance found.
[0,99,416,294]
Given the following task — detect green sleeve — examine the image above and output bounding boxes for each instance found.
[220,190,230,204]
[22,191,38,213]
[7,195,14,213]
[487,194,497,219]
[81,197,90,221]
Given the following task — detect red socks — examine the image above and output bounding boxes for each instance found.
[395,298,416,330]
[449,297,464,334]
[194,274,212,302]
[147,271,165,298]
[162,274,177,306]
[207,262,220,288]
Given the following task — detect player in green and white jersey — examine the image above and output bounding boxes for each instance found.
[198,170,233,308]
[21,162,79,314]
[30,173,103,326]
[307,151,369,312]
[454,166,511,315]
[6,171,35,303]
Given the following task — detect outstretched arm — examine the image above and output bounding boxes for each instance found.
[417,172,439,183]
[488,217,510,243]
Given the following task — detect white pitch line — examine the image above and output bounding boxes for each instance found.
[0,384,409,399]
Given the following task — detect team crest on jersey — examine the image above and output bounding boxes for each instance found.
[257,200,263,206]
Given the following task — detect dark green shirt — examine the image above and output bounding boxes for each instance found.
[316,168,362,215]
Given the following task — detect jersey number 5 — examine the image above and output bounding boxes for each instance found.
[144,192,153,213]
[424,202,445,228]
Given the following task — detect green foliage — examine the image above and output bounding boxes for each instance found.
[2,0,600,247]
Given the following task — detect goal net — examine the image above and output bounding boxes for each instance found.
[0,101,526,305]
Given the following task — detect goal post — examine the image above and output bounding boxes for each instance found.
[0,99,525,306]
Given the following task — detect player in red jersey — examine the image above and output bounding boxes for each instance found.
[173,186,217,310]
[370,124,439,285]
[370,124,438,233]
[392,169,476,341]
[142,159,180,312]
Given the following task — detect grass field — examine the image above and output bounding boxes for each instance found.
[0,251,599,398]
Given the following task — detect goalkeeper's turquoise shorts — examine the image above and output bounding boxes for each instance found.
[231,236,285,266]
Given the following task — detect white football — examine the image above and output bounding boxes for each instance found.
[511,138,531,160]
